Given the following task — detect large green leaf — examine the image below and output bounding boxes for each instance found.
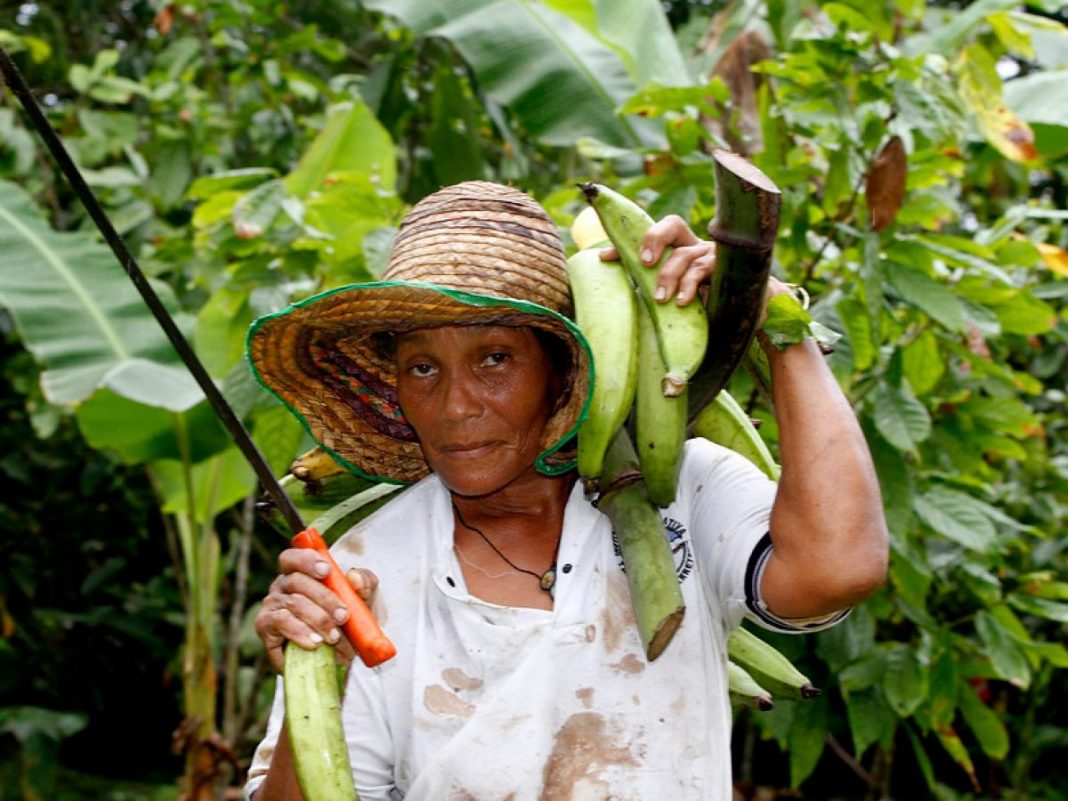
[0,180,189,406]
[362,0,660,147]
[285,100,397,197]
[75,388,230,465]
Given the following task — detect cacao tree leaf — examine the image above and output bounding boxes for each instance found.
[844,688,896,759]
[904,725,937,791]
[956,43,1038,163]
[885,262,967,332]
[909,0,1018,57]
[957,679,1009,759]
[837,296,875,372]
[883,643,928,717]
[1006,594,1068,624]
[871,382,930,452]
[913,486,997,552]
[975,609,1031,687]
[935,724,980,793]
[867,427,914,538]
[902,330,944,396]
[866,136,907,231]
[928,649,959,728]
[788,693,828,788]
[0,181,190,406]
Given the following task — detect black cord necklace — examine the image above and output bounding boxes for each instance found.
[452,503,560,597]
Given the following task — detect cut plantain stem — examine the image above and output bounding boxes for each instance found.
[688,151,782,422]
[597,429,685,661]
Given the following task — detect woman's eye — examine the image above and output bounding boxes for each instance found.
[408,362,436,377]
[483,352,510,366]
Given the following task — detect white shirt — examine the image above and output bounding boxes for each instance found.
[246,438,844,800]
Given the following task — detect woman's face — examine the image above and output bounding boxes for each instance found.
[394,324,558,497]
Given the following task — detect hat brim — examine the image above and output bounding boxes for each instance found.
[247,281,593,485]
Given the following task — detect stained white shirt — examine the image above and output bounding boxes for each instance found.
[246,438,844,800]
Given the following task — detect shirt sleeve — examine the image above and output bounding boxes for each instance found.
[244,677,285,800]
[681,437,848,634]
[242,663,397,801]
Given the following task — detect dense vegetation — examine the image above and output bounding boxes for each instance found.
[0,1,1065,799]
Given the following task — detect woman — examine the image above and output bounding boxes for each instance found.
[245,181,888,800]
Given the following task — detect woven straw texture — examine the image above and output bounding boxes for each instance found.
[247,181,589,484]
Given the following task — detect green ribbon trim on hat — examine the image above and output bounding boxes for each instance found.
[246,280,594,485]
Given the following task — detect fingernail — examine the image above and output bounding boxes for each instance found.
[327,628,341,643]
[654,286,668,302]
[641,248,653,263]
[314,561,329,578]
[677,291,688,304]
[309,632,323,644]
[333,607,349,624]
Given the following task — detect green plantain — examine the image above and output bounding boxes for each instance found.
[580,182,708,397]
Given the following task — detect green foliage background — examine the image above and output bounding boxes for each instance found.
[0,0,1065,799]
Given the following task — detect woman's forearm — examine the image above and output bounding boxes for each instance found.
[760,335,889,618]
[252,724,305,801]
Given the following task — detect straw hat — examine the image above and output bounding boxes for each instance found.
[247,181,592,484]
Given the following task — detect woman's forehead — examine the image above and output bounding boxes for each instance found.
[394,324,536,347]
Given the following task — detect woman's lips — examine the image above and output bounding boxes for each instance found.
[440,441,498,459]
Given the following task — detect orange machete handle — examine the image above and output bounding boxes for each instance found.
[291,527,397,667]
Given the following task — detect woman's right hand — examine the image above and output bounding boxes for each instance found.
[255,548,379,673]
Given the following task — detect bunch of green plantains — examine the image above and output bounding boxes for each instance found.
[573,159,821,710]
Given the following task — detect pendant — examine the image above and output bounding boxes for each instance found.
[539,565,557,597]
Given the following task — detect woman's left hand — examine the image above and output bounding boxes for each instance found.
[599,214,716,307]
[599,215,793,322]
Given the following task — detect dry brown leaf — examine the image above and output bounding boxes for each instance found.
[154,4,175,36]
[866,135,907,231]
[702,27,772,156]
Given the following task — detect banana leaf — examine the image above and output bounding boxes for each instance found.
[0,179,192,406]
[362,0,676,148]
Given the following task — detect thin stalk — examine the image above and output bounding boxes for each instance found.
[223,494,256,747]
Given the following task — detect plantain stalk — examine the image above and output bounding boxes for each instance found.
[597,429,685,660]
[688,150,782,422]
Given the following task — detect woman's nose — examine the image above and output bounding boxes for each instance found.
[439,370,482,421]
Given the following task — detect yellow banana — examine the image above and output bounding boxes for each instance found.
[566,242,639,494]
[571,205,608,250]
[727,625,820,700]
[635,301,687,507]
[727,660,774,711]
[691,390,781,481]
[291,446,348,482]
[580,182,708,397]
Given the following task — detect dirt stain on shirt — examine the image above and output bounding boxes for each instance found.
[538,712,635,801]
[424,684,475,718]
[443,667,483,692]
[601,572,637,653]
[575,687,595,709]
[609,653,645,675]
